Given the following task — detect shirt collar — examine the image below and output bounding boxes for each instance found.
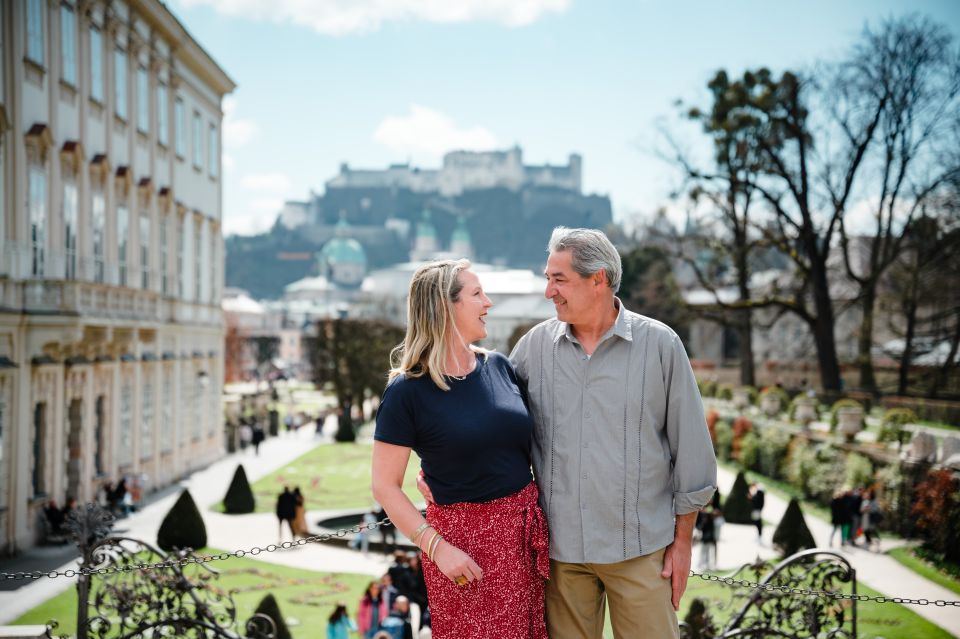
[556,297,632,344]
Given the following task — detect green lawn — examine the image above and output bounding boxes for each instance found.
[888,546,960,597]
[227,442,424,514]
[16,553,951,639]
[14,551,376,639]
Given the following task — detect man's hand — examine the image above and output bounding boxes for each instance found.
[416,470,435,504]
[661,511,697,610]
[660,538,692,611]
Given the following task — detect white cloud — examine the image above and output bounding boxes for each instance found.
[177,0,569,35]
[240,172,293,193]
[374,104,499,160]
[224,197,285,236]
[222,96,257,150]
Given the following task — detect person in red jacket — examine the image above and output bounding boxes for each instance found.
[357,581,390,639]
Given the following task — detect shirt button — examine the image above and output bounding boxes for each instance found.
[584,412,591,419]
[582,473,588,480]
[583,441,589,448]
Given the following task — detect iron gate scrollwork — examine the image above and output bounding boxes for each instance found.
[50,503,276,639]
[682,549,857,639]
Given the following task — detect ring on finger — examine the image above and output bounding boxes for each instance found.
[454,575,468,586]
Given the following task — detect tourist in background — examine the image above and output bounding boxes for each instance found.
[326,603,357,639]
[358,581,390,639]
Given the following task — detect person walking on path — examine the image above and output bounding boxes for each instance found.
[860,491,881,551]
[830,489,846,547]
[275,487,297,542]
[251,424,266,456]
[696,506,718,571]
[750,482,766,542]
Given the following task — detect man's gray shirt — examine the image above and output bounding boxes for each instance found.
[510,300,717,564]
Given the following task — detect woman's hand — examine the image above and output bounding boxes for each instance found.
[432,538,483,585]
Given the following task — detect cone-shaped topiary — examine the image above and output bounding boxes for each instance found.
[157,489,207,551]
[683,598,715,639]
[222,464,256,514]
[772,497,816,558]
[254,593,292,639]
[722,471,754,524]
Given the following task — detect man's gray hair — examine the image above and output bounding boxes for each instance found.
[547,227,622,292]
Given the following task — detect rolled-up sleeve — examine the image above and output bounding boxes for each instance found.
[664,334,717,515]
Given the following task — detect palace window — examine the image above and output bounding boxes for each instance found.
[60,5,77,85]
[140,213,150,289]
[63,180,78,279]
[90,27,103,102]
[137,67,149,133]
[192,111,202,168]
[114,48,127,120]
[29,166,47,277]
[92,188,106,282]
[157,83,168,146]
[174,98,185,156]
[118,380,132,466]
[117,204,129,286]
[26,0,44,66]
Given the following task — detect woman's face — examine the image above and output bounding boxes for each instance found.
[368,583,380,597]
[450,269,493,344]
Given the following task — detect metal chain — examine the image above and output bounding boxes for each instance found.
[2,518,959,609]
[690,570,960,608]
[0,516,395,583]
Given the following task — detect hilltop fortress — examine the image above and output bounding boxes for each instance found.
[227,147,611,299]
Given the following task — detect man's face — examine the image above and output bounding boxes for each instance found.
[544,250,606,325]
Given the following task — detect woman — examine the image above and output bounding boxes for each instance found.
[372,259,549,639]
[327,603,357,639]
[357,581,389,639]
[292,487,308,538]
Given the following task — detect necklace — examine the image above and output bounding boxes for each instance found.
[446,355,476,381]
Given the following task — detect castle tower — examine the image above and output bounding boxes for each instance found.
[449,216,473,260]
[410,209,439,262]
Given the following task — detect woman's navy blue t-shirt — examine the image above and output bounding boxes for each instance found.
[374,352,534,505]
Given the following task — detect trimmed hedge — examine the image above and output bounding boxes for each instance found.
[222,465,256,514]
[254,593,292,639]
[157,489,207,551]
[723,471,754,524]
[772,498,816,558]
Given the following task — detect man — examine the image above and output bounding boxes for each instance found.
[418,227,716,637]
[511,227,716,638]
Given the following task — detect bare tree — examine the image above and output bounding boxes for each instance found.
[834,16,960,393]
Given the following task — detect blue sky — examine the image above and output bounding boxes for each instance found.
[166,0,960,236]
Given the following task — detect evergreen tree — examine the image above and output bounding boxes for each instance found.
[222,465,256,514]
[254,593,292,639]
[157,489,207,551]
[772,498,817,558]
[722,471,753,524]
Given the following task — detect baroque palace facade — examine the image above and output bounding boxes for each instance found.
[0,0,234,553]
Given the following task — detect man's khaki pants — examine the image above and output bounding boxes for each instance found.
[546,548,679,639]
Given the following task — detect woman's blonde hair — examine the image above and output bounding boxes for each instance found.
[389,259,486,391]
